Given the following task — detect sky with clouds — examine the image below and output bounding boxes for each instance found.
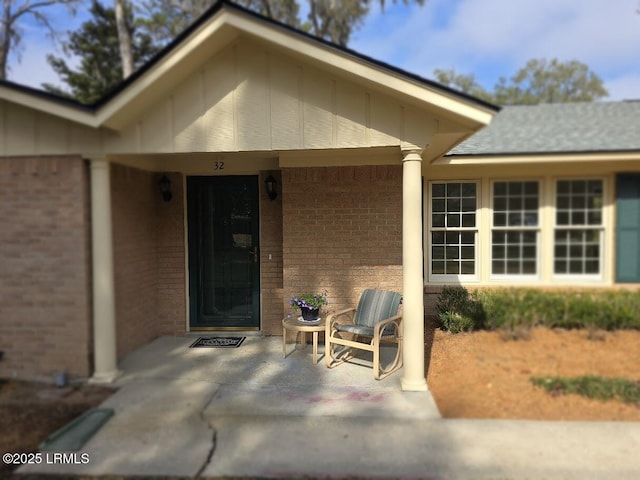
[8,0,640,101]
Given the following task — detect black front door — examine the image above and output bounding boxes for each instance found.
[187,176,260,329]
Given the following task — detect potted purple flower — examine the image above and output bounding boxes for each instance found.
[290,290,328,321]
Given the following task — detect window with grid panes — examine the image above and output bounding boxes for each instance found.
[491,181,539,275]
[430,182,477,277]
[554,179,604,275]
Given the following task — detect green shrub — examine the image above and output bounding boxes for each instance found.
[531,375,640,405]
[438,312,476,334]
[467,288,640,332]
[435,286,484,333]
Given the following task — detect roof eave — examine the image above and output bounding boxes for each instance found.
[0,0,499,133]
[0,80,99,127]
[221,6,498,129]
[437,150,640,165]
[96,3,498,131]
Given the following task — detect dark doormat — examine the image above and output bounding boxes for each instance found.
[189,337,246,348]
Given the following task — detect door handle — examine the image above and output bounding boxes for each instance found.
[253,246,258,263]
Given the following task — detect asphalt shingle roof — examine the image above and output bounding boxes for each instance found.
[448,101,640,156]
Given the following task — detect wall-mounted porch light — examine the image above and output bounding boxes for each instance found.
[265,174,277,201]
[159,175,172,202]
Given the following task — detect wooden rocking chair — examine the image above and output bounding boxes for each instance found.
[325,289,403,380]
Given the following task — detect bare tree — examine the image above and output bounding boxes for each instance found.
[115,0,133,78]
[299,0,426,46]
[0,0,80,80]
[138,0,220,45]
[434,59,608,105]
[493,58,608,105]
[140,0,425,47]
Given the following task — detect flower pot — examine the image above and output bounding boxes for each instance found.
[300,307,320,321]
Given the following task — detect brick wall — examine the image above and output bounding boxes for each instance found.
[0,159,187,381]
[156,172,186,336]
[424,285,442,319]
[3,160,404,379]
[0,156,92,381]
[111,167,186,351]
[282,166,403,318]
[260,171,284,335]
[111,165,160,359]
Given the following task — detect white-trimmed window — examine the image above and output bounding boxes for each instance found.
[491,181,540,276]
[429,181,478,280]
[554,179,604,276]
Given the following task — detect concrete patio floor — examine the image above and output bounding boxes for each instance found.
[19,335,640,479]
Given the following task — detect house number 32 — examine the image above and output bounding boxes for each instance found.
[214,161,225,170]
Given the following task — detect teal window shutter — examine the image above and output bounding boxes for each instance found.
[616,174,640,282]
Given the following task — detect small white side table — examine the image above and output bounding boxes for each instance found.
[282,316,326,364]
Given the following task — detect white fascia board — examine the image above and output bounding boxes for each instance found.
[0,86,99,127]
[0,11,234,130]
[436,151,640,165]
[223,13,495,129]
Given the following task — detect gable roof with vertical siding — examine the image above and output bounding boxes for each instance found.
[0,0,497,131]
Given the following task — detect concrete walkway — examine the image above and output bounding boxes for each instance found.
[19,335,640,479]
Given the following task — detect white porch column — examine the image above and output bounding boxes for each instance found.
[401,148,428,391]
[89,157,121,383]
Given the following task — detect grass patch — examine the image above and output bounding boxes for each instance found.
[531,375,640,405]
